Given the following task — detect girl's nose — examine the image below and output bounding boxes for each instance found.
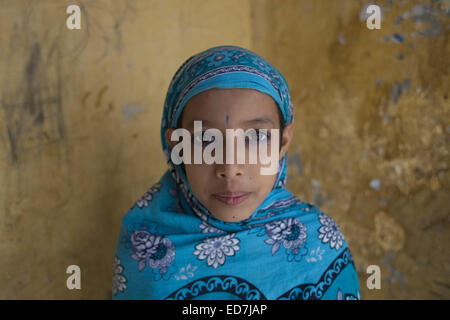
[215,163,243,179]
[214,136,246,178]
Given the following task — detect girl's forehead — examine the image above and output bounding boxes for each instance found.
[181,88,280,127]
[181,104,280,129]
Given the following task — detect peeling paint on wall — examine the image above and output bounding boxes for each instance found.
[123,104,144,120]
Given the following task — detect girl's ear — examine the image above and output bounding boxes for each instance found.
[279,123,294,159]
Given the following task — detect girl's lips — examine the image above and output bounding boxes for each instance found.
[212,192,251,206]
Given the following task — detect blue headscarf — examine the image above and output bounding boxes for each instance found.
[112,45,361,300]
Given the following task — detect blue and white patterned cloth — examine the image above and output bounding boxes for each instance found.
[112,45,361,300]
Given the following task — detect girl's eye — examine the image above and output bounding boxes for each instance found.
[191,130,269,147]
[246,129,271,144]
[192,131,215,147]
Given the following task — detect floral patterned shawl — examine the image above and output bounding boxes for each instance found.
[112,45,361,300]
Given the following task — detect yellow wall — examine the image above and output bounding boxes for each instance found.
[0,0,448,299]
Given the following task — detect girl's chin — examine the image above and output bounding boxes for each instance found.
[208,206,256,222]
[212,214,253,222]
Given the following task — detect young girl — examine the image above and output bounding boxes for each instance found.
[112,45,361,300]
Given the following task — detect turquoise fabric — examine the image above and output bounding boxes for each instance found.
[112,45,361,300]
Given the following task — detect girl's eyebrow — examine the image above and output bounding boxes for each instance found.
[242,116,276,126]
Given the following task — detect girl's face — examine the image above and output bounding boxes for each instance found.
[166,88,293,222]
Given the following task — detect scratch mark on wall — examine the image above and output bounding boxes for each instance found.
[78,1,137,63]
[81,91,91,107]
[95,86,108,108]
[2,40,65,163]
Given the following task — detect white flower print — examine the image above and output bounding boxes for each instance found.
[174,264,198,280]
[193,233,240,269]
[305,246,325,263]
[130,230,175,273]
[198,221,226,234]
[318,213,344,250]
[136,183,162,208]
[112,256,127,295]
[265,218,307,256]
